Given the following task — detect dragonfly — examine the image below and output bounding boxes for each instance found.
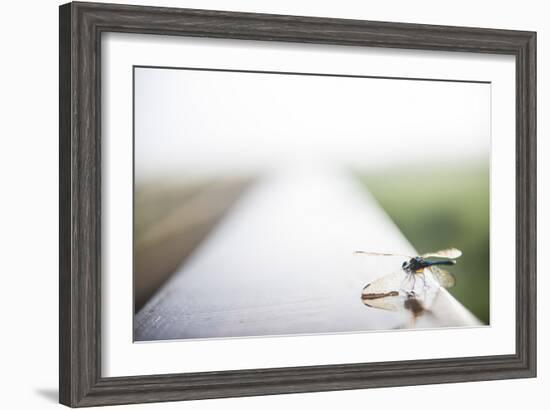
[355,248,461,295]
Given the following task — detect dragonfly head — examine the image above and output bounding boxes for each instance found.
[402,257,425,273]
[402,259,415,272]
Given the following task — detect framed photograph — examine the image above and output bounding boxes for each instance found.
[59,1,536,407]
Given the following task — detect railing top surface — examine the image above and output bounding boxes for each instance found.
[135,165,480,342]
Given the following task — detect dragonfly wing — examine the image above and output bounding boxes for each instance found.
[429,266,456,288]
[361,271,407,311]
[422,248,462,259]
[354,250,413,258]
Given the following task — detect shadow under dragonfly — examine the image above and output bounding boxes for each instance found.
[360,269,443,328]
[357,248,462,328]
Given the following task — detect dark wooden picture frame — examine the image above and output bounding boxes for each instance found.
[59,1,536,407]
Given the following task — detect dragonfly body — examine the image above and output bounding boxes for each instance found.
[355,248,461,298]
[400,256,457,293]
[402,256,455,274]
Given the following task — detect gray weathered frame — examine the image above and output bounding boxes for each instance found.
[59,1,536,407]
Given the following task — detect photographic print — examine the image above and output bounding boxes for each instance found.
[133,66,490,342]
[60,4,536,405]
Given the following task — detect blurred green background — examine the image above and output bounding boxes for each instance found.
[357,162,490,324]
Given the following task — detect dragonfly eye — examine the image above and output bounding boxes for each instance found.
[402,261,408,268]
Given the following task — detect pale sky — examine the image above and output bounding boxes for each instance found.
[134,67,490,182]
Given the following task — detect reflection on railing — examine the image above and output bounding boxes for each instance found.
[360,261,481,329]
[357,248,465,328]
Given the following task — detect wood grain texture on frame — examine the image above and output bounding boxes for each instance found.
[59,1,536,407]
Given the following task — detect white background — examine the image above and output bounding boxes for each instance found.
[103,33,514,376]
[0,0,546,409]
[134,67,490,179]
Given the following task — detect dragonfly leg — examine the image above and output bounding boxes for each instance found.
[419,271,427,290]
[399,274,408,291]
[400,273,415,295]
